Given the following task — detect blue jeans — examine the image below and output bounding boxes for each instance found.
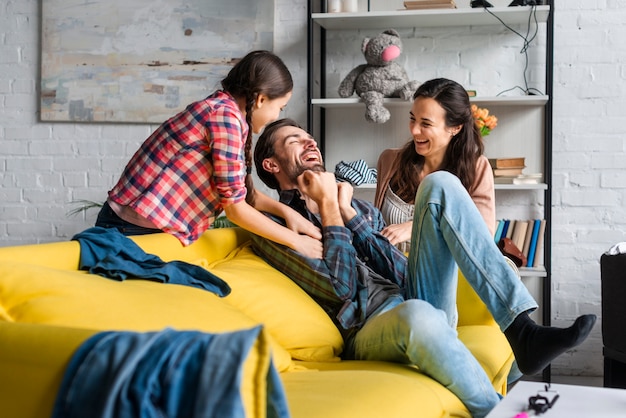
[95,202,162,236]
[351,172,537,418]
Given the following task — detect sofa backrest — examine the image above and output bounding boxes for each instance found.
[0,227,250,270]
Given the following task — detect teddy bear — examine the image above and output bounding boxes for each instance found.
[337,29,420,124]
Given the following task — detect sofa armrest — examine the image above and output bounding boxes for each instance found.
[0,322,98,418]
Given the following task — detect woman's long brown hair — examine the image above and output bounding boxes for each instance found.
[220,50,293,206]
[388,78,484,203]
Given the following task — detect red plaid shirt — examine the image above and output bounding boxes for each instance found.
[108,91,248,246]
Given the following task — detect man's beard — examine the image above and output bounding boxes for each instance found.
[284,160,326,183]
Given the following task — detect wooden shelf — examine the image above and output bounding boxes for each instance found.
[312,6,550,30]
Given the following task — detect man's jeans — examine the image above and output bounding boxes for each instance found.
[352,171,537,418]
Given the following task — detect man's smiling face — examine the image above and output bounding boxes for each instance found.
[269,125,325,188]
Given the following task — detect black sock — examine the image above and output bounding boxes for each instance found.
[504,312,596,375]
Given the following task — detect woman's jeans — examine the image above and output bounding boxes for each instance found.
[351,172,537,418]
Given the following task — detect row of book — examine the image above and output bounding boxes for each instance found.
[495,218,546,268]
[489,157,542,185]
[403,0,457,10]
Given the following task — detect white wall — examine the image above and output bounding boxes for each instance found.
[1,0,624,377]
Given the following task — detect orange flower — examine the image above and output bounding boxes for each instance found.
[471,104,498,137]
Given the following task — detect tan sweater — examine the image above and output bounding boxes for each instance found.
[374,148,496,236]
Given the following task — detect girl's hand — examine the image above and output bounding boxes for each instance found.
[284,209,322,240]
[380,221,413,246]
[291,234,324,259]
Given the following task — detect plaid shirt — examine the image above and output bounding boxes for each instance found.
[250,190,407,336]
[109,91,248,246]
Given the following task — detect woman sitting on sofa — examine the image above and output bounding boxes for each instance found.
[374,77,495,252]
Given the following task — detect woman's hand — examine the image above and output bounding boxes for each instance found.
[380,221,413,246]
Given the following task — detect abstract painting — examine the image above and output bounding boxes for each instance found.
[41,0,274,123]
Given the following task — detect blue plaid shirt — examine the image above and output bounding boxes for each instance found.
[250,189,408,338]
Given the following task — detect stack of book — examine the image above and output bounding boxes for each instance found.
[494,218,546,268]
[403,0,457,10]
[489,157,542,185]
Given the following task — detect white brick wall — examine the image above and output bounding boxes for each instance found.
[1,0,623,377]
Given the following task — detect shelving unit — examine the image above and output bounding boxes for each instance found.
[307,0,554,379]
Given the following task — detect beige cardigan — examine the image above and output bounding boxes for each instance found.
[374,148,496,236]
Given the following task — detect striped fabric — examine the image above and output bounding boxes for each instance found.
[334,159,377,186]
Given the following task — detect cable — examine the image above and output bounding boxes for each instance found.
[482,5,544,96]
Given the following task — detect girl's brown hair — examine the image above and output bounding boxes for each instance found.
[221,50,293,206]
[389,78,484,203]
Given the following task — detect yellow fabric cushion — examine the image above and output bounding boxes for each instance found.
[0,260,292,372]
[456,270,497,327]
[203,243,344,362]
[281,362,467,418]
[0,322,279,418]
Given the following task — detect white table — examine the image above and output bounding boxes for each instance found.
[486,381,626,417]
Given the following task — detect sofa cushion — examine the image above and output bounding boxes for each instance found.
[456,270,497,327]
[280,361,465,418]
[203,243,344,362]
[0,260,292,372]
[458,325,514,394]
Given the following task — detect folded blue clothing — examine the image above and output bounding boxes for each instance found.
[52,326,290,418]
[72,226,230,296]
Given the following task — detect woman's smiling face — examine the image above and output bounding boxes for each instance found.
[409,97,459,166]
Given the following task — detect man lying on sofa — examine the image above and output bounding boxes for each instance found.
[250,118,596,418]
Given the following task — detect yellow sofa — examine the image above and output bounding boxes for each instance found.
[0,227,514,418]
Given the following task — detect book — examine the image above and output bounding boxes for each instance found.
[488,157,526,169]
[526,219,542,267]
[404,4,456,9]
[500,219,511,240]
[512,220,529,254]
[532,219,547,268]
[404,0,455,5]
[522,219,534,259]
[494,173,542,185]
[505,219,516,240]
[404,0,456,9]
[493,167,525,177]
[494,219,505,243]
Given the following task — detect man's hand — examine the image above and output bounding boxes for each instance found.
[297,170,343,228]
[297,170,339,205]
[380,221,413,246]
[337,182,357,223]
